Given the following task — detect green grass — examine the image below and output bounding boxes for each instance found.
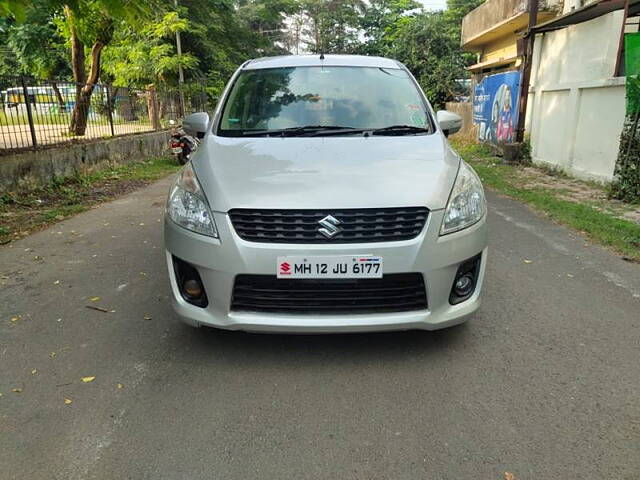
[78,156,180,183]
[0,109,151,127]
[0,156,179,244]
[0,108,73,126]
[39,204,89,222]
[452,140,640,261]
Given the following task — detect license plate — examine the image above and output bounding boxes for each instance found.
[277,255,383,279]
[171,146,182,154]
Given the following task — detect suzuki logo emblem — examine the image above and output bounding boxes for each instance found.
[318,215,343,239]
[279,262,291,275]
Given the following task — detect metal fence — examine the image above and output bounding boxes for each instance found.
[0,76,209,153]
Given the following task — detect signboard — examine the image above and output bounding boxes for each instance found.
[473,71,521,144]
[625,33,640,114]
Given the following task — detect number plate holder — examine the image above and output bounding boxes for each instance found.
[277,255,383,279]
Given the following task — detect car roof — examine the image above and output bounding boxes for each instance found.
[243,54,404,71]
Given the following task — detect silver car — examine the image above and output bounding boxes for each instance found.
[164,55,487,333]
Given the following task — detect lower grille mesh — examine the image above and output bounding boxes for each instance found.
[231,273,427,314]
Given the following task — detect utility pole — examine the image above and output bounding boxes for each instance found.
[175,0,185,117]
[515,0,539,143]
[613,0,630,76]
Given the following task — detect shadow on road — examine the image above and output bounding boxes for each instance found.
[171,321,471,368]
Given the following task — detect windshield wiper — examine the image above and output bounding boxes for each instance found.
[242,125,358,137]
[239,124,430,137]
[371,125,430,136]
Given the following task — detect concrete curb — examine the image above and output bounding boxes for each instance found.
[0,130,171,191]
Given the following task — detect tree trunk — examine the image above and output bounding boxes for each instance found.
[69,41,105,136]
[50,81,66,112]
[314,20,320,53]
[65,5,87,135]
[65,6,85,91]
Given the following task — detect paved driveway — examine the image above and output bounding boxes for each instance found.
[1,177,639,480]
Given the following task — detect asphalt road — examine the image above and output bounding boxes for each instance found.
[1,176,639,480]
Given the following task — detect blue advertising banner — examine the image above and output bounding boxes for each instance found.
[473,71,521,144]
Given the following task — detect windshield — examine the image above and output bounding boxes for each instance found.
[217,66,432,136]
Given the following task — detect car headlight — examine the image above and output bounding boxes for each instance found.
[440,161,486,235]
[167,163,218,237]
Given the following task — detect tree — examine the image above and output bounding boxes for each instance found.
[0,0,29,21]
[161,0,252,97]
[357,0,483,108]
[102,12,199,88]
[2,0,306,122]
[0,0,152,134]
[356,0,420,56]
[281,12,306,54]
[385,12,461,107]
[168,0,299,98]
[443,0,484,30]
[0,17,22,77]
[2,0,485,120]
[237,0,300,52]
[442,0,483,69]
[300,0,365,54]
[4,6,69,79]
[4,6,70,109]
[58,1,150,135]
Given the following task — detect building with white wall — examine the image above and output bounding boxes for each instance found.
[526,3,626,182]
[462,0,630,182]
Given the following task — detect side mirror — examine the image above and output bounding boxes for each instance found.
[183,112,210,139]
[436,110,462,137]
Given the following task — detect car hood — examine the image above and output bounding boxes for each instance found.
[192,134,460,212]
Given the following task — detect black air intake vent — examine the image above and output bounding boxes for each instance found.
[231,273,428,314]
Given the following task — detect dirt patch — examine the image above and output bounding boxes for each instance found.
[515,166,640,224]
[454,140,640,261]
[1,179,148,243]
[0,156,179,245]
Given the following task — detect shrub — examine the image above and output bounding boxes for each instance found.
[610,111,640,203]
[610,75,640,203]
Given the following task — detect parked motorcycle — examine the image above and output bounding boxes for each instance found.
[169,120,198,165]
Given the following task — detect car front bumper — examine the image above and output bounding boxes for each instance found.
[164,209,488,333]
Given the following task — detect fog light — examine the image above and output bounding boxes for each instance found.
[449,253,482,305]
[454,274,474,297]
[183,279,203,299]
[172,256,208,308]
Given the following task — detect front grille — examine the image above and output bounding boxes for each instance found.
[228,207,429,243]
[231,274,428,314]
